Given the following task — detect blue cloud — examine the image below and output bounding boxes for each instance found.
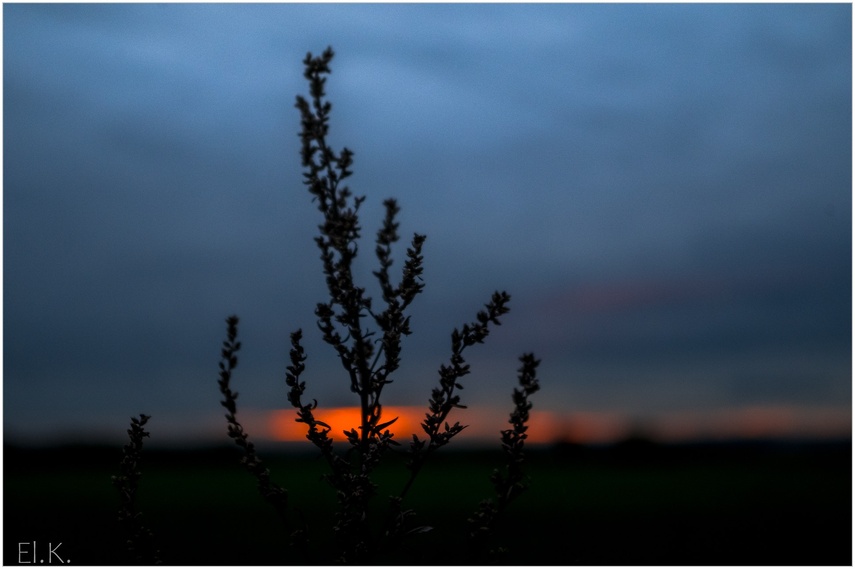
[4,3,850,443]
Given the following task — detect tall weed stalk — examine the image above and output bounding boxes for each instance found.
[116,46,541,565]
[112,414,161,565]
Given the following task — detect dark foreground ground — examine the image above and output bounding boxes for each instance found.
[4,438,851,565]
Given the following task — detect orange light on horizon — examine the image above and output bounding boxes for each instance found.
[648,405,852,443]
[265,404,850,446]
[268,406,573,444]
[270,406,424,443]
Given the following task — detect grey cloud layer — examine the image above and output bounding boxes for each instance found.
[4,3,850,441]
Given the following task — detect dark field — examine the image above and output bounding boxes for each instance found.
[4,439,851,565]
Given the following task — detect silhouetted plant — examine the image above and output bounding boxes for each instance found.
[467,353,541,560]
[218,315,289,523]
[115,46,541,565]
[111,414,161,565]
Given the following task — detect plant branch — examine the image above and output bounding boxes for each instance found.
[217,315,289,522]
[468,353,541,557]
[112,414,161,565]
[400,291,512,499]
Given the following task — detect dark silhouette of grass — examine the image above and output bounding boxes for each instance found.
[210,46,540,563]
[109,47,541,564]
[111,414,160,564]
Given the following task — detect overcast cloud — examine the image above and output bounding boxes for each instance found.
[4,3,850,444]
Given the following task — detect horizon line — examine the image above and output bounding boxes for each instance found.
[4,403,850,449]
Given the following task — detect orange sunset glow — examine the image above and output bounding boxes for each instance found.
[269,406,575,444]
[265,404,850,445]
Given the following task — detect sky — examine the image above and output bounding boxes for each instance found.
[4,3,851,446]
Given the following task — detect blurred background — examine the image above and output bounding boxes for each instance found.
[4,3,851,448]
